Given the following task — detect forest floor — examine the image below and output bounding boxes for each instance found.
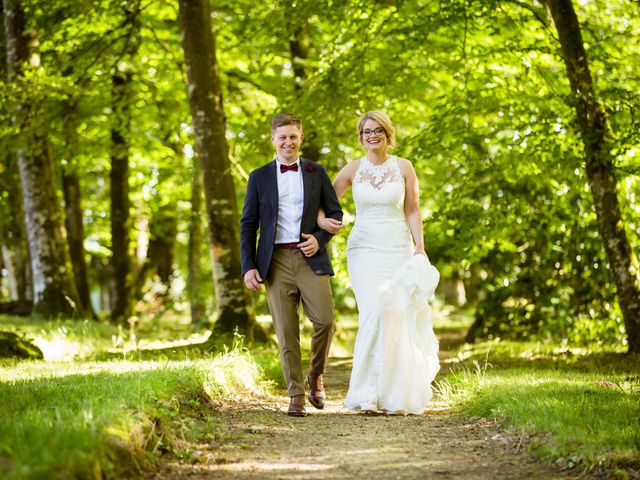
[153,329,589,480]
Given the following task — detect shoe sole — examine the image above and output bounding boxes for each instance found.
[308,395,325,409]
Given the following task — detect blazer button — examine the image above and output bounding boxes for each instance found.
[315,270,322,274]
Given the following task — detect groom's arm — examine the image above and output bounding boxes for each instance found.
[240,172,259,275]
[313,166,343,250]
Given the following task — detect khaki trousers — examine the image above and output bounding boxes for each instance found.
[265,248,335,397]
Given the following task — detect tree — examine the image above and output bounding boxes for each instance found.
[3,0,81,317]
[177,0,264,341]
[61,98,97,319]
[287,7,321,162]
[109,1,140,324]
[543,0,640,353]
[0,155,31,305]
[187,156,207,326]
[0,3,30,306]
[134,201,178,302]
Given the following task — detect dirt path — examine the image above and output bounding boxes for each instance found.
[154,330,572,480]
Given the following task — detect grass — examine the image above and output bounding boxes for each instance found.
[0,337,273,479]
[0,315,120,360]
[3,310,638,477]
[436,338,640,474]
[0,314,212,361]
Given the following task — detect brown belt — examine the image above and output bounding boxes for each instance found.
[275,242,300,250]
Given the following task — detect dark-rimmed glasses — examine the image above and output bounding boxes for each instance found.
[361,127,386,137]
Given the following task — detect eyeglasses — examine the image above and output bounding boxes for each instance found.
[361,127,386,138]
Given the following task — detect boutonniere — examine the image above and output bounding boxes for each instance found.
[305,164,315,172]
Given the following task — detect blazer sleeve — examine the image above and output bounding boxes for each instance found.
[240,171,259,275]
[313,165,343,250]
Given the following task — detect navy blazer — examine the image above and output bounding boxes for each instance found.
[240,158,343,280]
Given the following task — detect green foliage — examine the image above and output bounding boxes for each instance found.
[436,339,640,472]
[212,0,640,345]
[1,0,638,346]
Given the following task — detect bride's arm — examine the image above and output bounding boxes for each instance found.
[331,161,357,200]
[401,159,426,255]
[317,211,342,234]
[317,161,358,233]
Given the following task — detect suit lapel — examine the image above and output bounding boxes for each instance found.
[266,160,278,214]
[301,158,312,213]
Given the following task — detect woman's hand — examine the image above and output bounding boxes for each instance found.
[318,217,343,234]
[413,247,427,257]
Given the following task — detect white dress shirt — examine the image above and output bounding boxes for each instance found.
[275,157,304,244]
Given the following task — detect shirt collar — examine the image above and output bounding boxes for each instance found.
[275,157,300,168]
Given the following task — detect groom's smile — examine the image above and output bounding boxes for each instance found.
[271,124,304,164]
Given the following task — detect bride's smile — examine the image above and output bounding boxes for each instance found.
[361,120,390,162]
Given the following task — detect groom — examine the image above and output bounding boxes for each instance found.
[240,113,343,417]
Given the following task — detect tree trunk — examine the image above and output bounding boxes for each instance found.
[109,69,133,323]
[18,140,80,318]
[109,3,140,324]
[0,249,6,301]
[0,249,4,300]
[133,127,181,305]
[178,0,264,341]
[1,246,18,300]
[442,275,467,307]
[0,159,31,303]
[4,0,81,318]
[148,212,177,289]
[188,156,208,326]
[62,100,97,319]
[544,0,640,353]
[1,3,30,305]
[134,208,177,301]
[62,171,96,319]
[289,18,321,162]
[91,255,110,314]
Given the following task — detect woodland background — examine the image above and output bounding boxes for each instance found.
[1,0,639,352]
[1,1,640,478]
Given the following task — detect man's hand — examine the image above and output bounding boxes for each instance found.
[298,233,319,257]
[243,269,263,291]
[318,217,342,234]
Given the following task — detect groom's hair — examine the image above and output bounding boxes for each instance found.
[271,112,302,133]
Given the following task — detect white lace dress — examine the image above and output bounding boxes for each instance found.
[344,155,440,415]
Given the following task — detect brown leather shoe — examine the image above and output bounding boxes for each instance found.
[306,372,326,409]
[287,395,307,417]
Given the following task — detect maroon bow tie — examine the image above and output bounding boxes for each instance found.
[280,163,299,173]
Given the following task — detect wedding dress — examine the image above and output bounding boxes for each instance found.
[344,155,440,415]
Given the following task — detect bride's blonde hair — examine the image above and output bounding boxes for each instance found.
[357,111,396,149]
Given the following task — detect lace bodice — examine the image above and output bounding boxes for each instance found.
[353,155,403,189]
[348,156,411,251]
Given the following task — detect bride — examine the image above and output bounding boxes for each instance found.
[319,111,440,415]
